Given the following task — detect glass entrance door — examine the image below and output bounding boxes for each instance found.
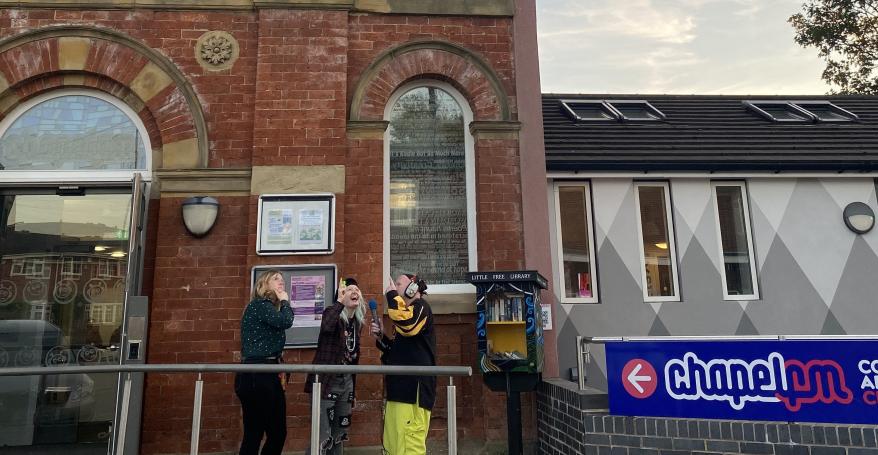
[0,188,132,454]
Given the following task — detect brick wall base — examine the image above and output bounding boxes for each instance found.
[537,379,878,455]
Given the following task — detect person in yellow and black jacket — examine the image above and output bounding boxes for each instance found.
[370,274,435,455]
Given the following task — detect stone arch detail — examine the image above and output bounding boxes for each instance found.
[350,40,511,122]
[0,25,208,169]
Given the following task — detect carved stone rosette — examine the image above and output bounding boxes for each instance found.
[195,31,239,71]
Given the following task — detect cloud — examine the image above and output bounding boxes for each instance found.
[539,0,697,44]
[537,0,829,94]
[733,0,764,17]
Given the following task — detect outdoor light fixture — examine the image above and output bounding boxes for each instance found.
[181,196,220,237]
[94,246,107,252]
[110,251,126,258]
[843,202,875,234]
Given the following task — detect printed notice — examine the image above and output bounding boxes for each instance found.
[297,209,324,245]
[266,209,294,247]
[289,275,326,328]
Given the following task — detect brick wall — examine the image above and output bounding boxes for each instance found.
[0,7,530,453]
[538,379,878,455]
[143,195,250,454]
[252,9,348,167]
[346,14,516,119]
[0,9,258,167]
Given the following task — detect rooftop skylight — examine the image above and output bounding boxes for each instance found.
[606,100,665,121]
[744,101,813,122]
[744,101,858,123]
[560,100,617,121]
[795,102,859,122]
[560,100,665,122]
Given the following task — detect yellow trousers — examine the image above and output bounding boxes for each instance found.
[382,400,431,455]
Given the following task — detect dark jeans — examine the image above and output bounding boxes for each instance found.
[305,374,354,455]
[234,372,287,455]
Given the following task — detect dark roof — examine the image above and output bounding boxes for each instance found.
[542,94,878,172]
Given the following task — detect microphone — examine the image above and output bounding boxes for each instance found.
[368,299,382,333]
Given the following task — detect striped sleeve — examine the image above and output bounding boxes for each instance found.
[385,290,428,337]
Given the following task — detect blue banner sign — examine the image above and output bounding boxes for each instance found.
[606,340,878,424]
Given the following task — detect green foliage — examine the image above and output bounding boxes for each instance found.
[790,0,878,94]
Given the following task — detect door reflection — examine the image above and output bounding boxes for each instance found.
[0,192,131,454]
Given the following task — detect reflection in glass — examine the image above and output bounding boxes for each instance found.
[0,192,131,452]
[388,87,468,284]
[558,186,594,299]
[756,104,809,121]
[715,185,755,296]
[637,186,676,298]
[0,95,146,171]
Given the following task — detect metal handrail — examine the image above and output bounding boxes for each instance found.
[0,363,471,455]
[0,363,472,377]
[575,334,878,390]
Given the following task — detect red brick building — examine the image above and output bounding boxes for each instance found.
[0,1,553,453]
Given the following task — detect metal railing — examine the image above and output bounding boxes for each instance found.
[575,334,878,390]
[0,363,472,455]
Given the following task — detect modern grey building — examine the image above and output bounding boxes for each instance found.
[542,94,878,390]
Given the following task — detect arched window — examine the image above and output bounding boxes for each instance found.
[0,90,150,176]
[385,81,476,291]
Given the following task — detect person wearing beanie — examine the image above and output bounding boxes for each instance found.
[305,277,365,454]
[370,273,436,455]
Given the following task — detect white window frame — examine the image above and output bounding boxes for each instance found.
[12,257,46,277]
[711,181,760,301]
[633,182,681,302]
[61,256,82,276]
[553,182,599,303]
[0,88,153,184]
[98,259,120,278]
[383,80,477,294]
[24,259,45,277]
[89,302,122,325]
[30,302,49,321]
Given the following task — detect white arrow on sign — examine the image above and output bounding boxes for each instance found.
[627,363,652,394]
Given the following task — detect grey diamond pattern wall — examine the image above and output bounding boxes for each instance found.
[552,177,878,387]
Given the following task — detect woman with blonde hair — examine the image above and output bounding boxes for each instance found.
[235,269,294,455]
[305,277,366,454]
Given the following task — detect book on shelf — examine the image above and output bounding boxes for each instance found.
[486,294,526,322]
[489,351,526,360]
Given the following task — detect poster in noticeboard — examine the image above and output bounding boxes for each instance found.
[256,194,335,255]
[250,264,336,348]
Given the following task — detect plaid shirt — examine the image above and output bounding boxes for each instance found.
[305,303,362,394]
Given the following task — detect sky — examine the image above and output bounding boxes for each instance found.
[536,0,831,95]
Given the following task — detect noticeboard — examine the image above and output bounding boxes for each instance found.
[606,339,878,424]
[250,264,336,348]
[256,194,335,255]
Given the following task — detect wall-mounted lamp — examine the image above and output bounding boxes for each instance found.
[843,202,874,234]
[182,196,220,237]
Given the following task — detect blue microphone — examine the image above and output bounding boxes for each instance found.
[368,299,379,321]
[369,299,383,333]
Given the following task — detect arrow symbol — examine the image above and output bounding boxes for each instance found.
[627,363,651,394]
